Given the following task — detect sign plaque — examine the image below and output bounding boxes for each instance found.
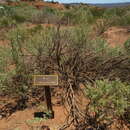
[33,75,58,86]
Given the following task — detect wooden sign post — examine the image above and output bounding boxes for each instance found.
[33,75,58,119]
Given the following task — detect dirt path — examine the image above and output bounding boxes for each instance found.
[0,105,68,130]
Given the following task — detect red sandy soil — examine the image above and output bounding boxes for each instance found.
[0,88,129,130]
[0,93,71,130]
[26,23,57,29]
[7,1,65,10]
[0,106,67,130]
[33,1,65,9]
[103,26,130,47]
[0,86,86,130]
[25,23,73,29]
[0,40,9,47]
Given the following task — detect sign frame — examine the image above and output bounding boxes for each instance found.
[33,75,58,86]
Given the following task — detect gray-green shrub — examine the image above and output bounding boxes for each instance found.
[85,79,130,128]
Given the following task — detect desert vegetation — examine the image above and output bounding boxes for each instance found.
[0,2,130,130]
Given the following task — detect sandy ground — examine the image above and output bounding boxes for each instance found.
[0,105,68,130]
[103,26,130,47]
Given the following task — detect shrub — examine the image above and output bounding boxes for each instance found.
[0,17,17,28]
[93,18,114,36]
[61,7,95,25]
[0,27,31,97]
[85,79,130,129]
[124,38,130,54]
[0,4,43,25]
[30,7,63,24]
[90,7,105,18]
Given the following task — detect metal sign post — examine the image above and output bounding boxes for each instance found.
[33,75,58,119]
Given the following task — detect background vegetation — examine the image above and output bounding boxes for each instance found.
[0,2,130,129]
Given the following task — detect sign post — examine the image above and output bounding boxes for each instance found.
[44,86,53,118]
[33,75,58,119]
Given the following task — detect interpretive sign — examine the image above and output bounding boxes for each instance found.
[33,75,58,119]
[33,75,58,86]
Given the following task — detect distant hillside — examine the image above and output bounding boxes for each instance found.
[88,2,130,8]
[63,2,130,8]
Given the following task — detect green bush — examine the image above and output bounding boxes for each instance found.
[85,79,130,128]
[0,46,12,73]
[0,4,42,25]
[90,7,105,18]
[0,17,17,27]
[67,7,95,25]
[124,38,130,54]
